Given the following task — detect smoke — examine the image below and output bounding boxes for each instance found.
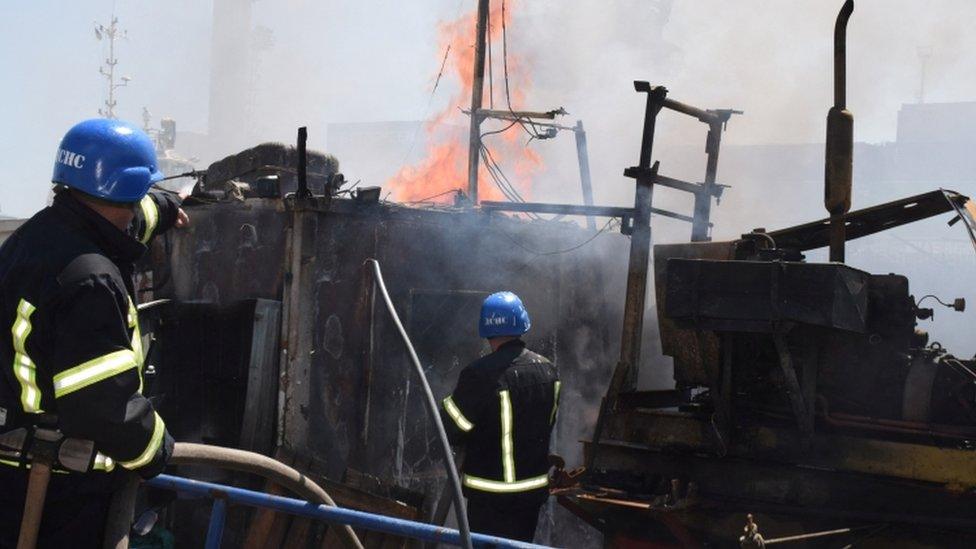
[2,2,975,346]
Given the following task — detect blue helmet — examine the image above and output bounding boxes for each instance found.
[52,118,163,203]
[479,291,531,338]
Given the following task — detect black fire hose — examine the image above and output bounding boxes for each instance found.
[102,443,364,549]
[365,259,473,549]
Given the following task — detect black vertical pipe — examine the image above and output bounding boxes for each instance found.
[296,127,310,200]
[825,0,854,262]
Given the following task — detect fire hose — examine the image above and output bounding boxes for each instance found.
[101,443,363,549]
[365,258,474,549]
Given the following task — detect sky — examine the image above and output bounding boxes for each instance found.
[0,2,973,361]
[2,1,976,217]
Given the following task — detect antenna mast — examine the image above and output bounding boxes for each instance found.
[95,16,130,119]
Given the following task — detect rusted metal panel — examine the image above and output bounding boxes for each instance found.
[595,406,976,490]
[652,241,734,387]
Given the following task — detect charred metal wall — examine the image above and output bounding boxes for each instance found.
[151,196,629,543]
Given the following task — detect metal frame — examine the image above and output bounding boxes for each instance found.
[147,474,548,549]
[479,84,738,245]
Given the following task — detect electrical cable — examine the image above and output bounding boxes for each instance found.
[500,217,618,257]
[363,259,473,549]
[480,146,520,203]
[405,188,462,204]
[479,145,541,220]
[480,145,523,201]
[500,0,544,141]
[916,294,956,309]
[480,119,521,139]
[397,43,453,175]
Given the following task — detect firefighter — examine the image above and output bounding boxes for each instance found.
[0,119,187,548]
[440,291,560,542]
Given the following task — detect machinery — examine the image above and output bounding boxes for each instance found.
[561,1,976,546]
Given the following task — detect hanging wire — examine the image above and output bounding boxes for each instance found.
[405,188,462,204]
[500,0,544,141]
[499,218,619,256]
[396,44,453,174]
[479,143,541,221]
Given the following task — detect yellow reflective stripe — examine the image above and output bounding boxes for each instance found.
[442,395,474,432]
[120,412,165,470]
[463,474,549,493]
[11,299,43,413]
[138,195,159,244]
[53,349,139,398]
[500,389,515,482]
[550,380,561,424]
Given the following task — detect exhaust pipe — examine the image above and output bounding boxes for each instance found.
[825,0,854,262]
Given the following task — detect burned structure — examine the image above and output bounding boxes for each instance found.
[135,65,738,544]
[139,138,633,545]
[561,2,976,547]
[127,3,976,547]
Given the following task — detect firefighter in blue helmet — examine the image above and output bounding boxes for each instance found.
[440,291,560,542]
[0,119,188,547]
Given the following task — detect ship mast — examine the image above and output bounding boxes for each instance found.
[95,15,130,119]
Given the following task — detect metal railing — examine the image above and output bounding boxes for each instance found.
[147,474,550,549]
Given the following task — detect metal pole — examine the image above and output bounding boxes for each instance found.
[466,0,490,204]
[825,0,854,262]
[147,475,547,549]
[296,127,311,200]
[586,84,666,471]
[618,84,667,390]
[574,121,597,231]
[204,498,228,549]
[692,120,723,241]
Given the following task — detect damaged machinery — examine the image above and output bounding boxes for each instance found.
[561,1,976,547]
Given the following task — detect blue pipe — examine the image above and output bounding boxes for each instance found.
[205,498,227,549]
[147,474,550,549]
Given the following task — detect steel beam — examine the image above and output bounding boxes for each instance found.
[481,201,633,218]
[481,201,696,224]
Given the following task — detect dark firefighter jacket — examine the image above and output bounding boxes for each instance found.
[0,189,180,476]
[441,339,560,495]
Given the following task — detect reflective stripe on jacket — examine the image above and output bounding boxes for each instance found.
[0,190,178,474]
[441,339,559,494]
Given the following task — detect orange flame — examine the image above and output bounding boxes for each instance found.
[386,1,543,204]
